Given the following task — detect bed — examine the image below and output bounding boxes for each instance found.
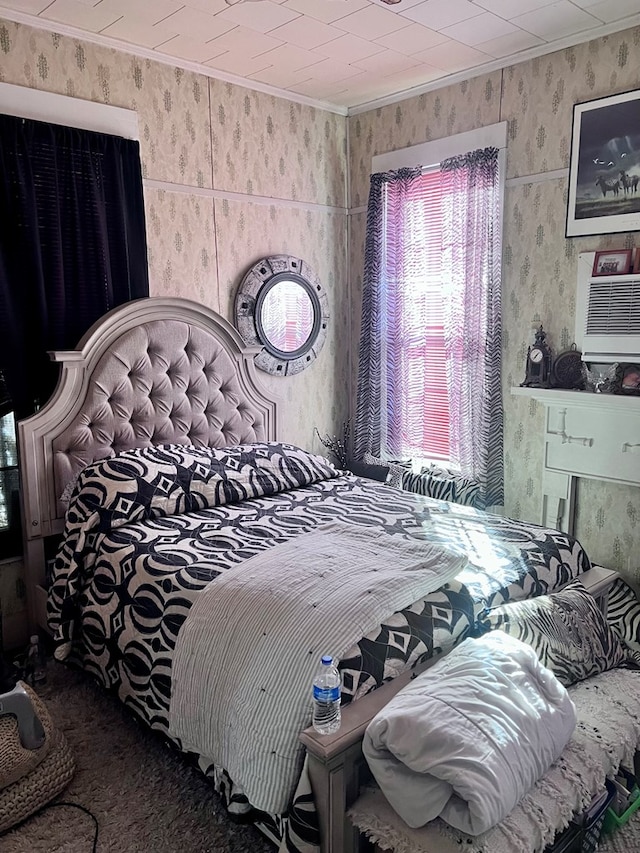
[17,296,601,853]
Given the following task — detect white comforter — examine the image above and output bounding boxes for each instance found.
[169,520,465,815]
[363,631,577,835]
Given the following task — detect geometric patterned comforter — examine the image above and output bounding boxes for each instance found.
[47,441,592,851]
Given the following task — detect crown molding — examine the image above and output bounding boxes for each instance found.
[2,5,639,123]
[0,5,348,117]
[347,14,640,115]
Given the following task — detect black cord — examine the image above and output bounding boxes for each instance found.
[32,801,99,852]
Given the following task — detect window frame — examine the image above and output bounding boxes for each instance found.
[371,123,507,468]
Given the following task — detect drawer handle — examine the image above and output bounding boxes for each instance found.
[548,408,594,448]
[622,442,640,453]
[564,435,593,447]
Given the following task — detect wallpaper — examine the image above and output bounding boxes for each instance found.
[0,16,348,629]
[349,25,640,584]
[0,15,348,446]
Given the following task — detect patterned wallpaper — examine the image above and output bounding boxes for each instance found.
[0,16,349,454]
[349,25,640,584]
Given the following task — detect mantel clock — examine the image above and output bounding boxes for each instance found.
[521,325,552,388]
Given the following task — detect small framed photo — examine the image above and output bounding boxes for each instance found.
[613,363,640,395]
[592,249,632,276]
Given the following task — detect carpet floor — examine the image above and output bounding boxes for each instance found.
[2,662,273,852]
[2,661,640,853]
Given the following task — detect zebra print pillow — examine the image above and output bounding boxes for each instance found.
[400,466,480,508]
[478,579,629,687]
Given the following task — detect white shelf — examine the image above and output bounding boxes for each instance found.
[511,386,640,412]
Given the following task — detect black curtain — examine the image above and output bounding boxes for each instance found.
[0,114,149,419]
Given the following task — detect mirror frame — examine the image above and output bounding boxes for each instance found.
[234,255,330,376]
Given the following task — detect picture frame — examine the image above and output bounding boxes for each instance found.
[612,363,640,395]
[592,249,632,276]
[566,88,640,238]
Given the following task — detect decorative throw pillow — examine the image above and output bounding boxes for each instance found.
[477,579,629,687]
[362,452,410,489]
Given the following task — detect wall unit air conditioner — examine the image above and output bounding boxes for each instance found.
[575,251,640,363]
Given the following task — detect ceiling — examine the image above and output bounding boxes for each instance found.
[2,0,640,112]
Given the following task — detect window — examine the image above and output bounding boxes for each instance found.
[381,168,449,461]
[355,124,506,508]
[0,87,148,558]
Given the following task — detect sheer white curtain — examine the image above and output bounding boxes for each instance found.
[441,147,503,509]
[355,148,503,509]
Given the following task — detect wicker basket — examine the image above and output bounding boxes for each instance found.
[0,681,75,834]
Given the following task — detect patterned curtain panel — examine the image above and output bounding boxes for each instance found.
[441,147,503,509]
[354,166,424,460]
[355,149,503,510]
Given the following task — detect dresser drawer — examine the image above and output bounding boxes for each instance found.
[544,406,640,485]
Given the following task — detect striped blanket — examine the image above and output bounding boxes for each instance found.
[168,520,465,814]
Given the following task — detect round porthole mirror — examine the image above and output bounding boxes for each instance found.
[234,255,329,376]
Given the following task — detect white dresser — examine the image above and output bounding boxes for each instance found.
[511,387,640,533]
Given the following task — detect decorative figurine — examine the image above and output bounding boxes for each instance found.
[521,325,552,388]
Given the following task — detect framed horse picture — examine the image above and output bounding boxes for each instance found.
[566,88,640,237]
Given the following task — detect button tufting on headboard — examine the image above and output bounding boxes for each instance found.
[51,319,267,500]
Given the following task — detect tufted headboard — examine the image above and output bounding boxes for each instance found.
[17,297,281,630]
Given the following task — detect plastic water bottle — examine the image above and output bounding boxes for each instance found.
[25,635,47,688]
[312,654,341,735]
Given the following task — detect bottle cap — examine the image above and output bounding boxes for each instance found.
[30,635,39,644]
[321,654,332,665]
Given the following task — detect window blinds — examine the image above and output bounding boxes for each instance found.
[382,168,450,460]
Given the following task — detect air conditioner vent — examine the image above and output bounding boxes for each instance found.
[575,253,640,363]
[586,280,640,335]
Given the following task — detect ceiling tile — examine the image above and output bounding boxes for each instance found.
[471,0,558,15]
[91,0,184,24]
[249,65,314,88]
[332,5,413,40]
[441,12,519,46]
[512,1,601,39]
[367,0,426,9]
[159,7,235,41]
[287,77,352,101]
[353,49,421,75]
[156,34,222,63]
[413,39,491,71]
[12,0,63,11]
[268,16,344,50]
[207,52,273,77]
[281,0,369,25]
[253,43,324,72]
[40,0,120,31]
[101,16,180,47]
[294,57,367,83]
[365,65,444,98]
[399,0,484,30]
[314,33,384,63]
[215,1,300,34]
[476,28,544,57]
[204,26,284,59]
[182,0,229,11]
[580,0,640,22]
[374,21,448,55]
